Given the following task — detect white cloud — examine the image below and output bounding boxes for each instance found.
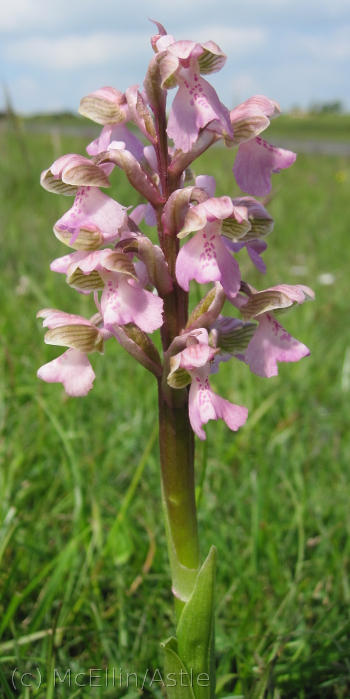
[4,32,151,70]
[0,1,59,32]
[1,0,349,35]
[296,27,350,61]
[190,26,267,55]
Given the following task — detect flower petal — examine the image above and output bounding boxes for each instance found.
[179,344,214,370]
[37,349,95,397]
[50,251,88,274]
[224,238,267,273]
[231,196,274,241]
[54,186,127,248]
[227,95,280,146]
[101,275,163,333]
[197,41,227,75]
[244,313,310,377]
[247,240,267,273]
[167,63,232,153]
[188,365,248,440]
[188,367,217,440]
[195,175,216,198]
[233,137,296,196]
[176,228,220,289]
[87,124,145,163]
[211,393,248,431]
[176,226,240,298]
[79,87,129,125]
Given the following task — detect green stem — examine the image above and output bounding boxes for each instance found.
[158,380,200,621]
[153,82,201,625]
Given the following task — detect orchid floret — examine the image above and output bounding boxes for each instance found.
[168,331,248,440]
[233,137,296,197]
[37,349,96,397]
[228,284,315,377]
[53,186,127,249]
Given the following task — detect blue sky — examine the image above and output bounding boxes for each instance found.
[1,0,349,115]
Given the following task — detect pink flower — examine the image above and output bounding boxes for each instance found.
[167,61,232,153]
[176,221,241,298]
[218,95,296,196]
[175,196,251,298]
[154,35,231,152]
[233,136,296,196]
[79,86,130,125]
[169,330,248,440]
[229,95,281,146]
[86,124,145,163]
[244,312,310,378]
[54,186,127,248]
[37,349,95,397]
[100,272,163,333]
[36,308,108,396]
[52,249,164,334]
[40,153,110,193]
[231,284,315,377]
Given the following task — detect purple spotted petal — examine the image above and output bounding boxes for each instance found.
[176,226,240,298]
[244,312,310,378]
[101,274,163,333]
[167,62,232,153]
[233,137,296,196]
[54,186,127,246]
[188,365,248,440]
[37,349,95,397]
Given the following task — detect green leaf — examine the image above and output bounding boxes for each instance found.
[176,546,217,699]
[161,637,196,699]
[215,674,238,695]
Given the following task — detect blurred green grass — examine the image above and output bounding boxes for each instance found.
[0,118,350,698]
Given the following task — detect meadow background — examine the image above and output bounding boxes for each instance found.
[0,110,349,699]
